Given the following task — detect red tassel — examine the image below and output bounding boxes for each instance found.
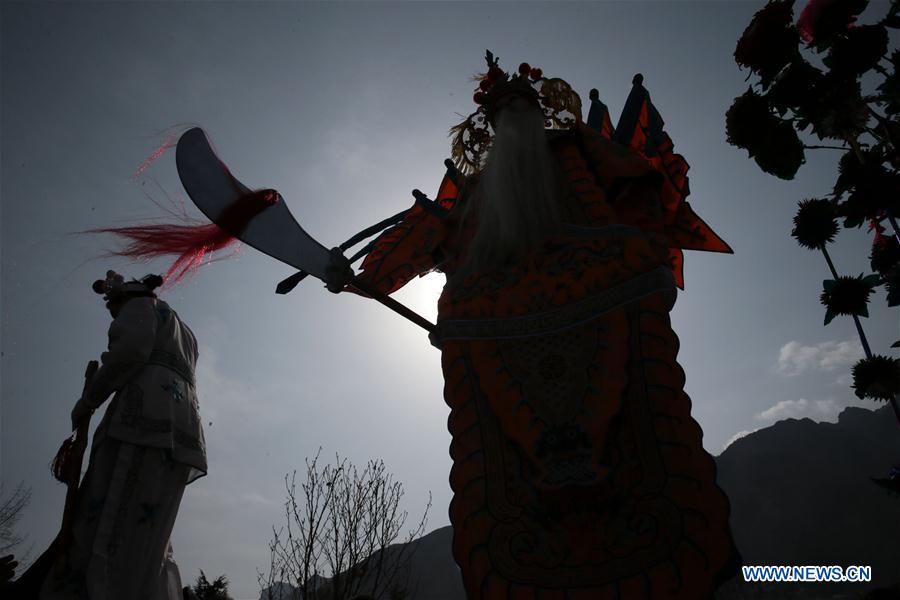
[51,436,77,484]
[131,133,179,180]
[90,189,278,285]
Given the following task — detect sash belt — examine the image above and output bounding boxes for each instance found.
[438,266,675,341]
[147,349,196,387]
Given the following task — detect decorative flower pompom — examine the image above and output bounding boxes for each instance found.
[726,89,773,150]
[735,0,800,85]
[792,198,839,249]
[529,67,543,81]
[92,270,126,296]
[767,59,825,114]
[804,74,870,141]
[837,167,900,227]
[820,273,879,324]
[479,79,492,92]
[797,0,868,50]
[876,50,900,116]
[752,119,806,180]
[824,24,889,76]
[726,88,805,179]
[834,149,868,197]
[473,91,486,105]
[870,230,900,275]
[884,266,900,307]
[851,355,900,401]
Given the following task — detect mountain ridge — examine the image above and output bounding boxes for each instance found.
[262,405,900,600]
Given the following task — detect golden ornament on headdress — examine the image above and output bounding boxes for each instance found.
[538,78,583,130]
[449,52,583,176]
[449,112,492,176]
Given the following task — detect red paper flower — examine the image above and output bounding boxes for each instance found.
[797,0,868,48]
[870,232,900,275]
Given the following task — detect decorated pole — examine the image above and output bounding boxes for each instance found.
[55,360,100,571]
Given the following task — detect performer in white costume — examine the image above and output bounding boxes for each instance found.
[41,271,206,600]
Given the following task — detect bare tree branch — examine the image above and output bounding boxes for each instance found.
[258,454,429,600]
[0,482,31,556]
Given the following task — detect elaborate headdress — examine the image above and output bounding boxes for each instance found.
[449,50,583,175]
[92,270,163,301]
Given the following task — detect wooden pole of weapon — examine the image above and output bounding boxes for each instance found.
[9,360,102,594]
[56,360,99,572]
[348,276,437,335]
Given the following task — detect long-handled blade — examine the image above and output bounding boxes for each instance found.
[176,128,333,281]
[176,128,436,334]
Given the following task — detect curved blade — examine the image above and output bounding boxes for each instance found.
[175,128,332,281]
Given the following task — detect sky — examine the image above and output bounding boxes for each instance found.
[1,1,897,598]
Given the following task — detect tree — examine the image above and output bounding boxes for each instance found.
[728,0,900,492]
[0,482,31,558]
[258,451,431,600]
[191,569,234,600]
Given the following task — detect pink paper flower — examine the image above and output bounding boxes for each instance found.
[797,0,867,46]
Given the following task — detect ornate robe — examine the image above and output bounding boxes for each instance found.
[356,110,741,598]
[87,296,207,481]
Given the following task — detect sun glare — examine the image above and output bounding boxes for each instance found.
[393,272,446,324]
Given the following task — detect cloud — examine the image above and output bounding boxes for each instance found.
[754,398,845,423]
[835,373,852,386]
[776,340,863,376]
[721,429,757,452]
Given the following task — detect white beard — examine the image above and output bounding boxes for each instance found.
[458,106,563,277]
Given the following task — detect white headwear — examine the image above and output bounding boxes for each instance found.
[92,270,162,301]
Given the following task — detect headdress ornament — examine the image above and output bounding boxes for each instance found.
[449,50,583,175]
[92,270,162,301]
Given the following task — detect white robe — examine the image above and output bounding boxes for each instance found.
[41,297,206,600]
[88,297,207,480]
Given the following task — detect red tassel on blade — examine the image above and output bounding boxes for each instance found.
[90,189,279,286]
[131,133,180,180]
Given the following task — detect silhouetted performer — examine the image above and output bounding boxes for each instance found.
[41,271,206,600]
[333,52,742,599]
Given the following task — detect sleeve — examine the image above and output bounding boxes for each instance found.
[353,172,460,296]
[82,298,158,409]
[352,209,450,296]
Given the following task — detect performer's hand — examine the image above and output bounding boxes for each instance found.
[428,328,443,350]
[324,247,353,294]
[71,398,93,431]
